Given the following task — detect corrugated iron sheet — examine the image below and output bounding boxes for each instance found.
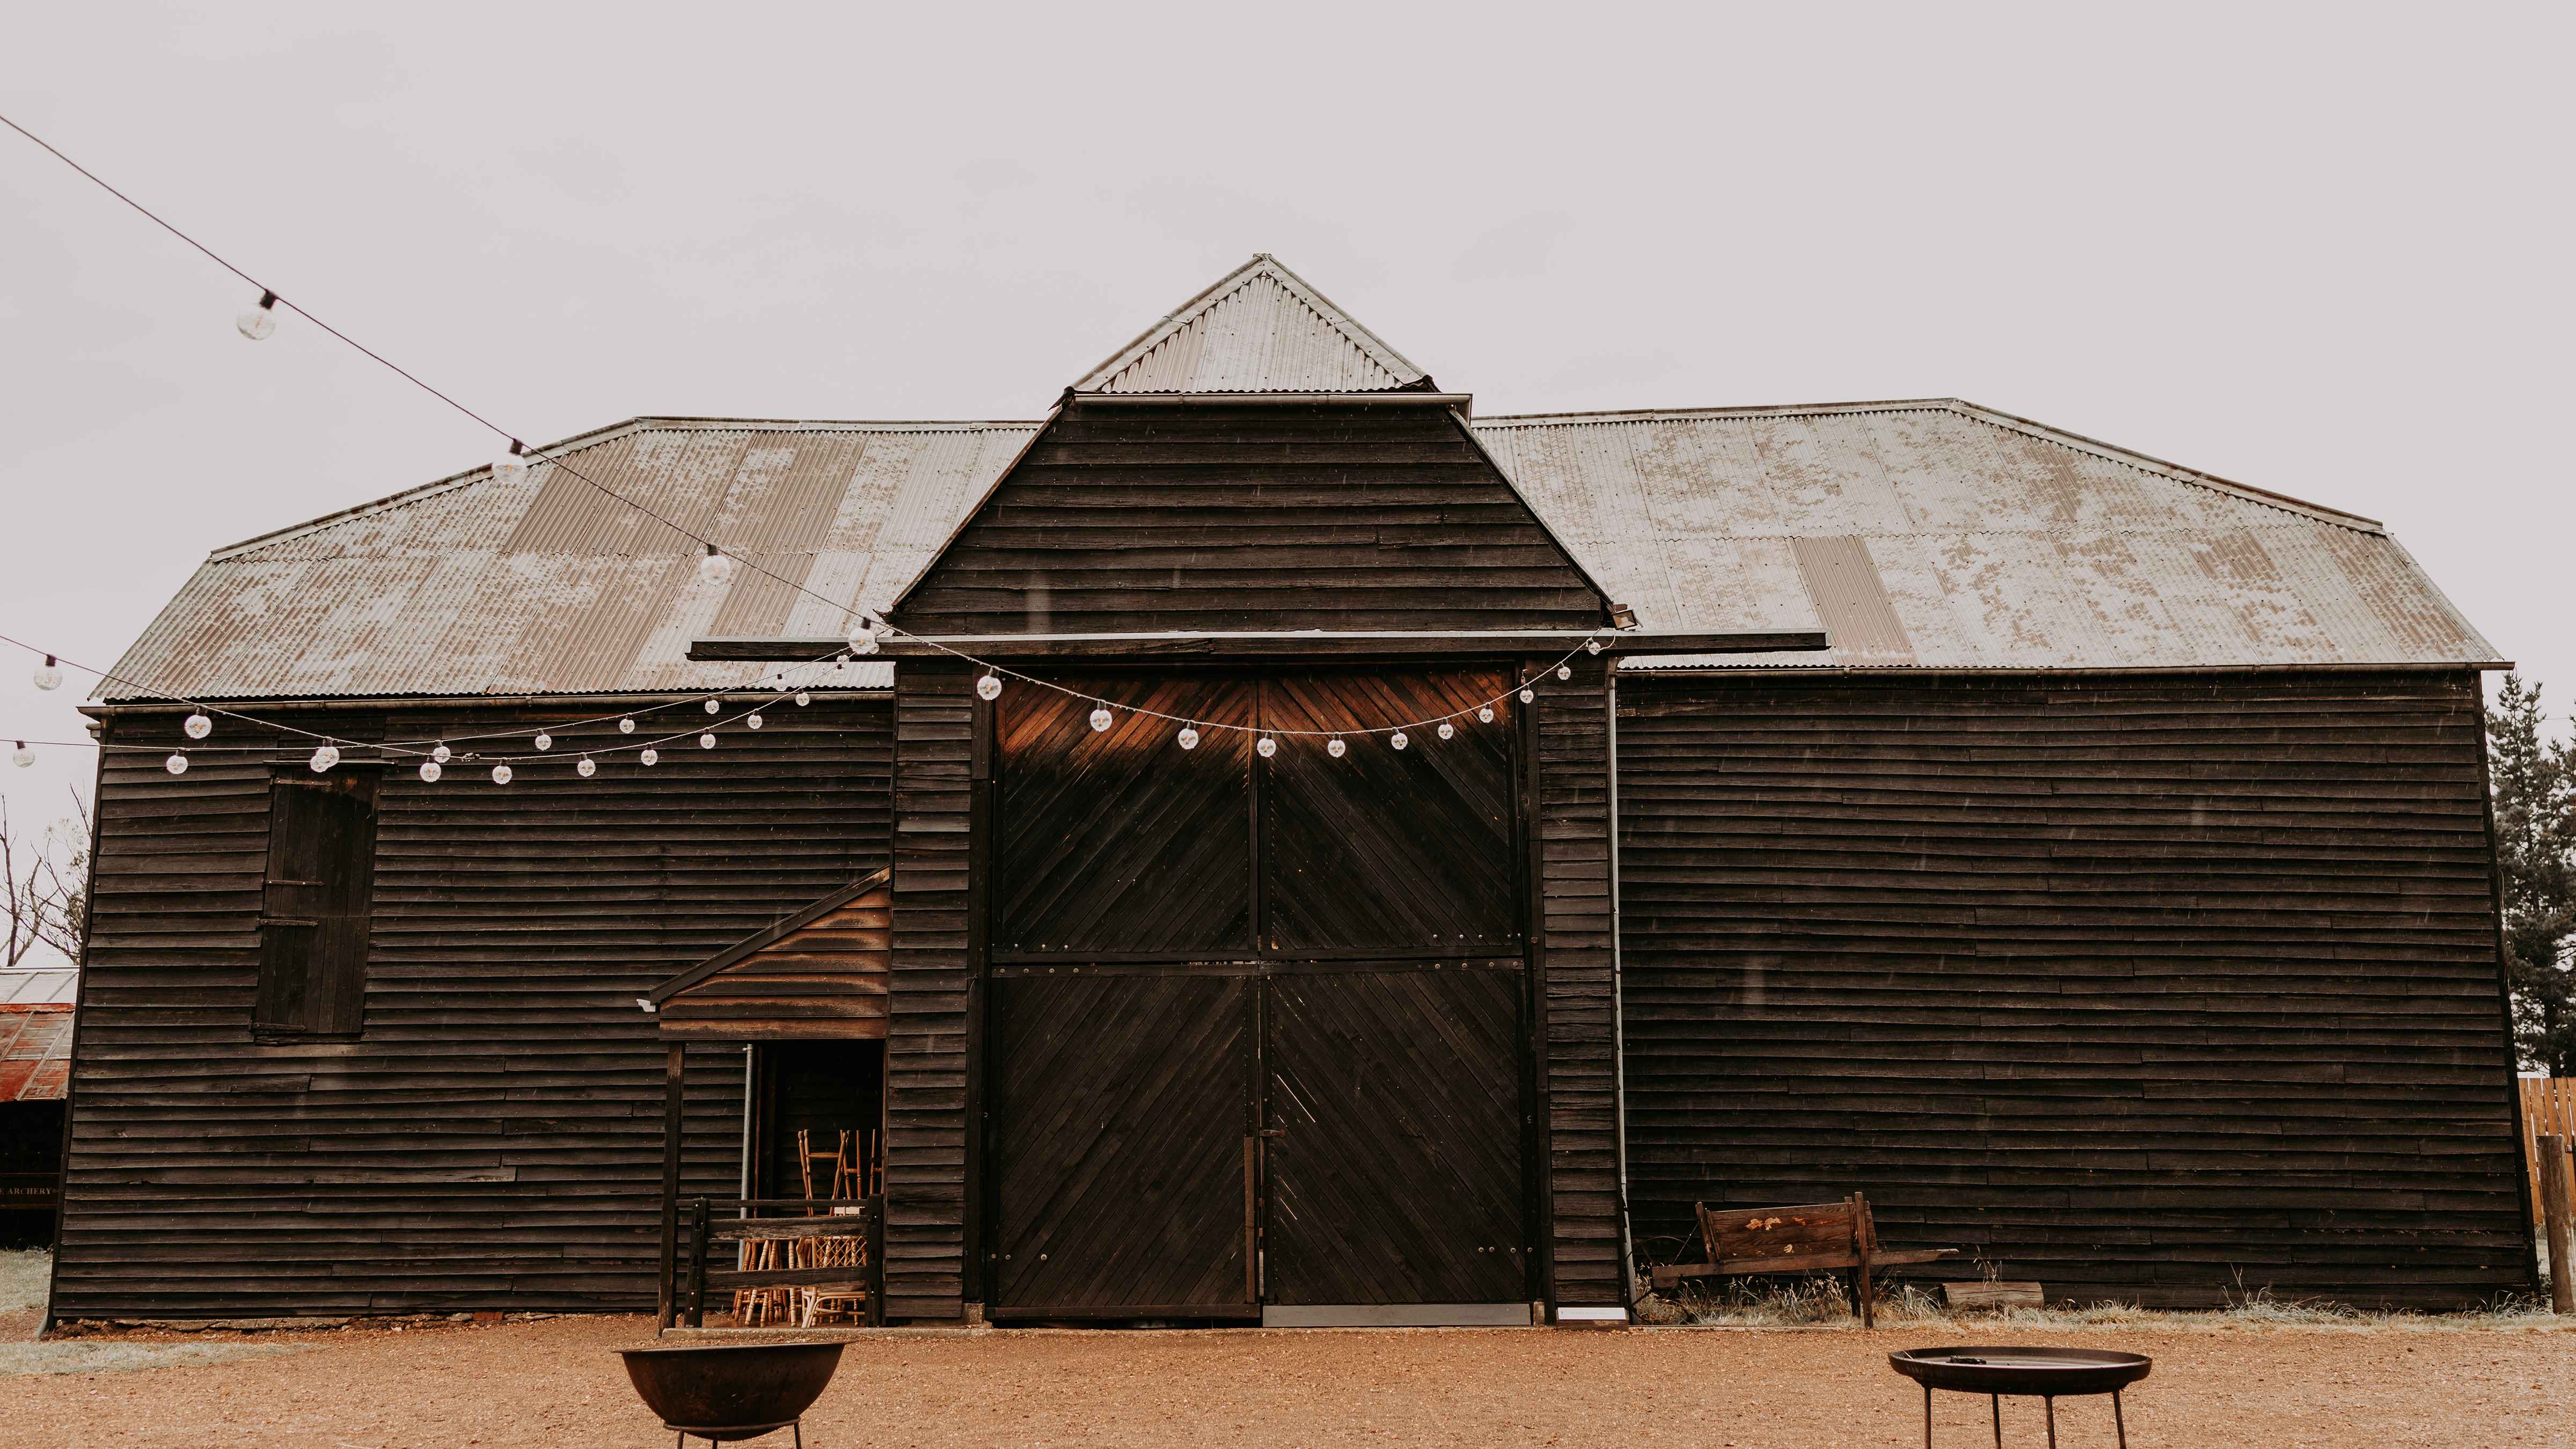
[0,969,75,1006]
[1473,401,2498,670]
[106,422,1031,700]
[103,398,2496,702]
[1073,255,1426,394]
[1,1004,74,1102]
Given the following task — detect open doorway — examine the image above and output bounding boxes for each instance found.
[752,1040,884,1203]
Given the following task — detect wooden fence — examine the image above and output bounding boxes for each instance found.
[2520,1078,2576,1226]
[659,1196,884,1330]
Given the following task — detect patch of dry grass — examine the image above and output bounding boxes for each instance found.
[1640,1275,2570,1333]
[0,1250,48,1315]
[0,1337,307,1377]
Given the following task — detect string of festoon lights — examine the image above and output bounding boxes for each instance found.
[1,111,1614,786]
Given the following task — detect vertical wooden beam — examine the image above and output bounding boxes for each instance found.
[2472,679,2544,1278]
[657,1042,685,1330]
[885,662,975,1320]
[2541,1135,2574,1314]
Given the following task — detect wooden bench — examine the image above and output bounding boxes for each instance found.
[1648,1192,1956,1327]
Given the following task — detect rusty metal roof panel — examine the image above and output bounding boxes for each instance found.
[1074,255,1427,395]
[1473,400,2497,671]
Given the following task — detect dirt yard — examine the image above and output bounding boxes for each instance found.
[3,1305,2572,1449]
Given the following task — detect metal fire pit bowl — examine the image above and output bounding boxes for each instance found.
[1889,1346,2151,1447]
[618,1341,846,1446]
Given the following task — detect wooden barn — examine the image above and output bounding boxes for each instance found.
[47,256,2533,1326]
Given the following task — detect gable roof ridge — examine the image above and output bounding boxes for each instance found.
[1477,398,2384,534]
[1071,254,1427,393]
[208,416,1043,562]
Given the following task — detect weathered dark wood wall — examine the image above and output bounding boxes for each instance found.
[654,877,891,1041]
[1529,654,1626,1310]
[889,401,1609,635]
[1615,669,2531,1308]
[885,664,975,1320]
[52,695,892,1319]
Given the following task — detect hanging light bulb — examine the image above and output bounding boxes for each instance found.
[1438,722,1455,740]
[698,545,734,586]
[309,744,340,773]
[165,752,189,775]
[237,289,279,340]
[1327,738,1347,758]
[493,440,530,482]
[1586,638,1604,655]
[1519,688,1534,704]
[1557,664,1573,681]
[747,713,763,730]
[1479,706,1495,724]
[10,742,31,769]
[794,691,811,707]
[1177,726,1199,750]
[640,748,660,766]
[1391,731,1409,750]
[976,675,1002,701]
[419,759,442,783]
[576,756,597,778]
[619,718,636,734]
[1088,706,1113,733]
[704,698,721,715]
[699,733,716,750]
[534,733,553,751]
[846,621,879,656]
[184,712,213,740]
[432,742,452,764]
[1257,736,1278,758]
[33,656,63,691]
[491,763,513,785]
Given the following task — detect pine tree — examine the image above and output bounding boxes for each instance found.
[2489,674,2576,1073]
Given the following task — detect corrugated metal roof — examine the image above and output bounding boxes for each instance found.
[106,421,1028,700]
[0,969,76,1006]
[1473,400,2499,670]
[1,971,75,1103]
[101,391,2497,701]
[1072,254,1428,394]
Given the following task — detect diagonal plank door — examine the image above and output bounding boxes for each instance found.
[1262,670,1518,953]
[990,972,1254,1314]
[996,676,1256,955]
[1264,967,1527,1306]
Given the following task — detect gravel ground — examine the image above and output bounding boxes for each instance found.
[3,1311,2571,1448]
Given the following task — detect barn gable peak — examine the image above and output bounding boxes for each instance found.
[1071,254,1435,396]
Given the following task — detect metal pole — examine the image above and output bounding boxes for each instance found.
[2540,1133,2575,1314]
[1605,667,1636,1307]
[738,1045,755,1208]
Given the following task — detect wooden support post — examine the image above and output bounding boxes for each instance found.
[657,1043,685,1330]
[688,1197,712,1328]
[2541,1134,2575,1314]
[866,1196,887,1328]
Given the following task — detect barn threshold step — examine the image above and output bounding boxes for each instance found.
[1261,1303,1537,1328]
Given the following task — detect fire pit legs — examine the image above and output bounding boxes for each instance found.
[1990,1393,2000,1446]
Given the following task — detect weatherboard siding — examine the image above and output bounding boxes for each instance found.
[1614,670,2531,1308]
[889,402,1611,636]
[52,697,891,1319]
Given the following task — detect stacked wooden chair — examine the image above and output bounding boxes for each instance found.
[1648,1192,1956,1327]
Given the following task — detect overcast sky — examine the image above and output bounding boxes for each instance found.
[3,4,2570,963]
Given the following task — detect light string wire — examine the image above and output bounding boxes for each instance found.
[0,632,858,762]
[0,109,1614,762]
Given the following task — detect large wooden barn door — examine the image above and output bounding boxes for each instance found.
[989,974,1255,1315]
[987,669,1527,1320]
[1263,967,1525,1306]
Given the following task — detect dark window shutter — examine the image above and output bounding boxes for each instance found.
[255,771,378,1037]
